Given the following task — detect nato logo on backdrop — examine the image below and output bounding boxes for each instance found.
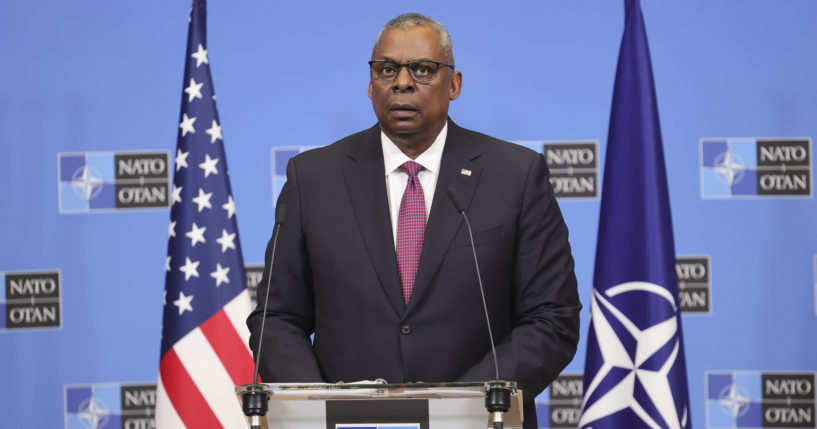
[706,371,815,428]
[1,270,61,330]
[535,374,583,428]
[700,138,812,198]
[677,256,711,314]
[514,141,600,199]
[64,383,156,429]
[58,151,170,213]
[543,142,599,199]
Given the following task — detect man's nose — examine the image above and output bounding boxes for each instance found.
[392,65,414,91]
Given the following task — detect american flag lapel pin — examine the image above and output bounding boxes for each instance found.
[460,168,472,176]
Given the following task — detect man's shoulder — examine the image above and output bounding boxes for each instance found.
[452,122,542,162]
[292,124,380,164]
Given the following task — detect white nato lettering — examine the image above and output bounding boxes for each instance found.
[679,290,707,308]
[547,148,595,166]
[9,278,56,296]
[124,390,156,407]
[765,379,813,396]
[676,262,706,281]
[9,306,57,324]
[123,418,154,429]
[764,407,812,424]
[551,407,581,425]
[759,174,808,191]
[551,379,583,397]
[550,177,595,194]
[118,187,167,204]
[759,145,807,163]
[118,158,167,176]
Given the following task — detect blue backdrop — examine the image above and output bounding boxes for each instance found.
[1,1,816,428]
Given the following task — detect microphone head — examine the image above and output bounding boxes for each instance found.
[275,203,288,225]
[447,188,465,213]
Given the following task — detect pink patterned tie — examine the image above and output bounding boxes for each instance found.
[396,161,425,305]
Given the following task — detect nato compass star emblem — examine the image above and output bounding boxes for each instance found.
[76,397,110,429]
[580,282,689,429]
[712,151,746,186]
[71,165,105,200]
[718,383,752,419]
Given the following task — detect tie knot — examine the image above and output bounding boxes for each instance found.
[400,161,424,178]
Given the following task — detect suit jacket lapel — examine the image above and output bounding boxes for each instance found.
[342,125,405,317]
[407,120,483,314]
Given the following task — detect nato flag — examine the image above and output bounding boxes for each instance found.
[579,0,692,428]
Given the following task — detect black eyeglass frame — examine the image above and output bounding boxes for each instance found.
[368,59,456,83]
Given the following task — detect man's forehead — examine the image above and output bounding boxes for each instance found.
[373,26,443,60]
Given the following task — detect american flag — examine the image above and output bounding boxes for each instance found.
[156,1,255,427]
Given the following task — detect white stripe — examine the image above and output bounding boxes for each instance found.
[224,289,254,355]
[155,374,186,429]
[174,327,249,428]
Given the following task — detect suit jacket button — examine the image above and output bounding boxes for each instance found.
[401,324,411,334]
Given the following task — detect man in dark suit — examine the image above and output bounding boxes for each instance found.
[247,13,581,428]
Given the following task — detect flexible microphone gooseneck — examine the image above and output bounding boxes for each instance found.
[447,189,511,429]
[242,203,287,429]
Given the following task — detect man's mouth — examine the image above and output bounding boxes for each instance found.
[390,104,418,117]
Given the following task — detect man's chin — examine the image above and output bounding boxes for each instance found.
[382,122,423,136]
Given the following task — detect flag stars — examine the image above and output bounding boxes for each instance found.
[175,149,189,171]
[222,195,236,219]
[210,263,230,287]
[179,113,196,136]
[205,120,222,143]
[173,291,194,315]
[199,154,219,178]
[192,188,213,212]
[215,229,236,253]
[185,222,207,247]
[168,220,176,238]
[191,43,209,67]
[171,184,183,205]
[184,78,204,102]
[179,257,200,281]
[166,256,172,272]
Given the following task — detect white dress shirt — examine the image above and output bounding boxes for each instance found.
[381,122,448,247]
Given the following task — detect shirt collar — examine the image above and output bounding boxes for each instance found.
[381,122,448,176]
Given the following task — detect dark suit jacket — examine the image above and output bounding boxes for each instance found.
[247,119,581,428]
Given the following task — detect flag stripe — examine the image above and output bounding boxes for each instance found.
[155,375,187,429]
[159,349,222,428]
[175,326,249,428]
[223,289,254,356]
[200,308,255,386]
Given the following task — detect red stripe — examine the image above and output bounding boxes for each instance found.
[200,309,257,385]
[160,349,222,428]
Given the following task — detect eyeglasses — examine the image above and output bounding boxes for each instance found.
[368,59,455,83]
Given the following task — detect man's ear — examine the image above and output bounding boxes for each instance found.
[368,81,373,99]
[449,71,462,101]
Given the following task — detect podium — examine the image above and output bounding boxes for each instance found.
[236,381,523,429]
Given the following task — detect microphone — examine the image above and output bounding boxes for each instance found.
[447,189,511,429]
[242,203,288,429]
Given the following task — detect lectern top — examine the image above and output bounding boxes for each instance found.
[235,380,517,401]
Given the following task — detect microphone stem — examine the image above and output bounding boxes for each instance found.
[253,221,281,385]
[460,212,500,380]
